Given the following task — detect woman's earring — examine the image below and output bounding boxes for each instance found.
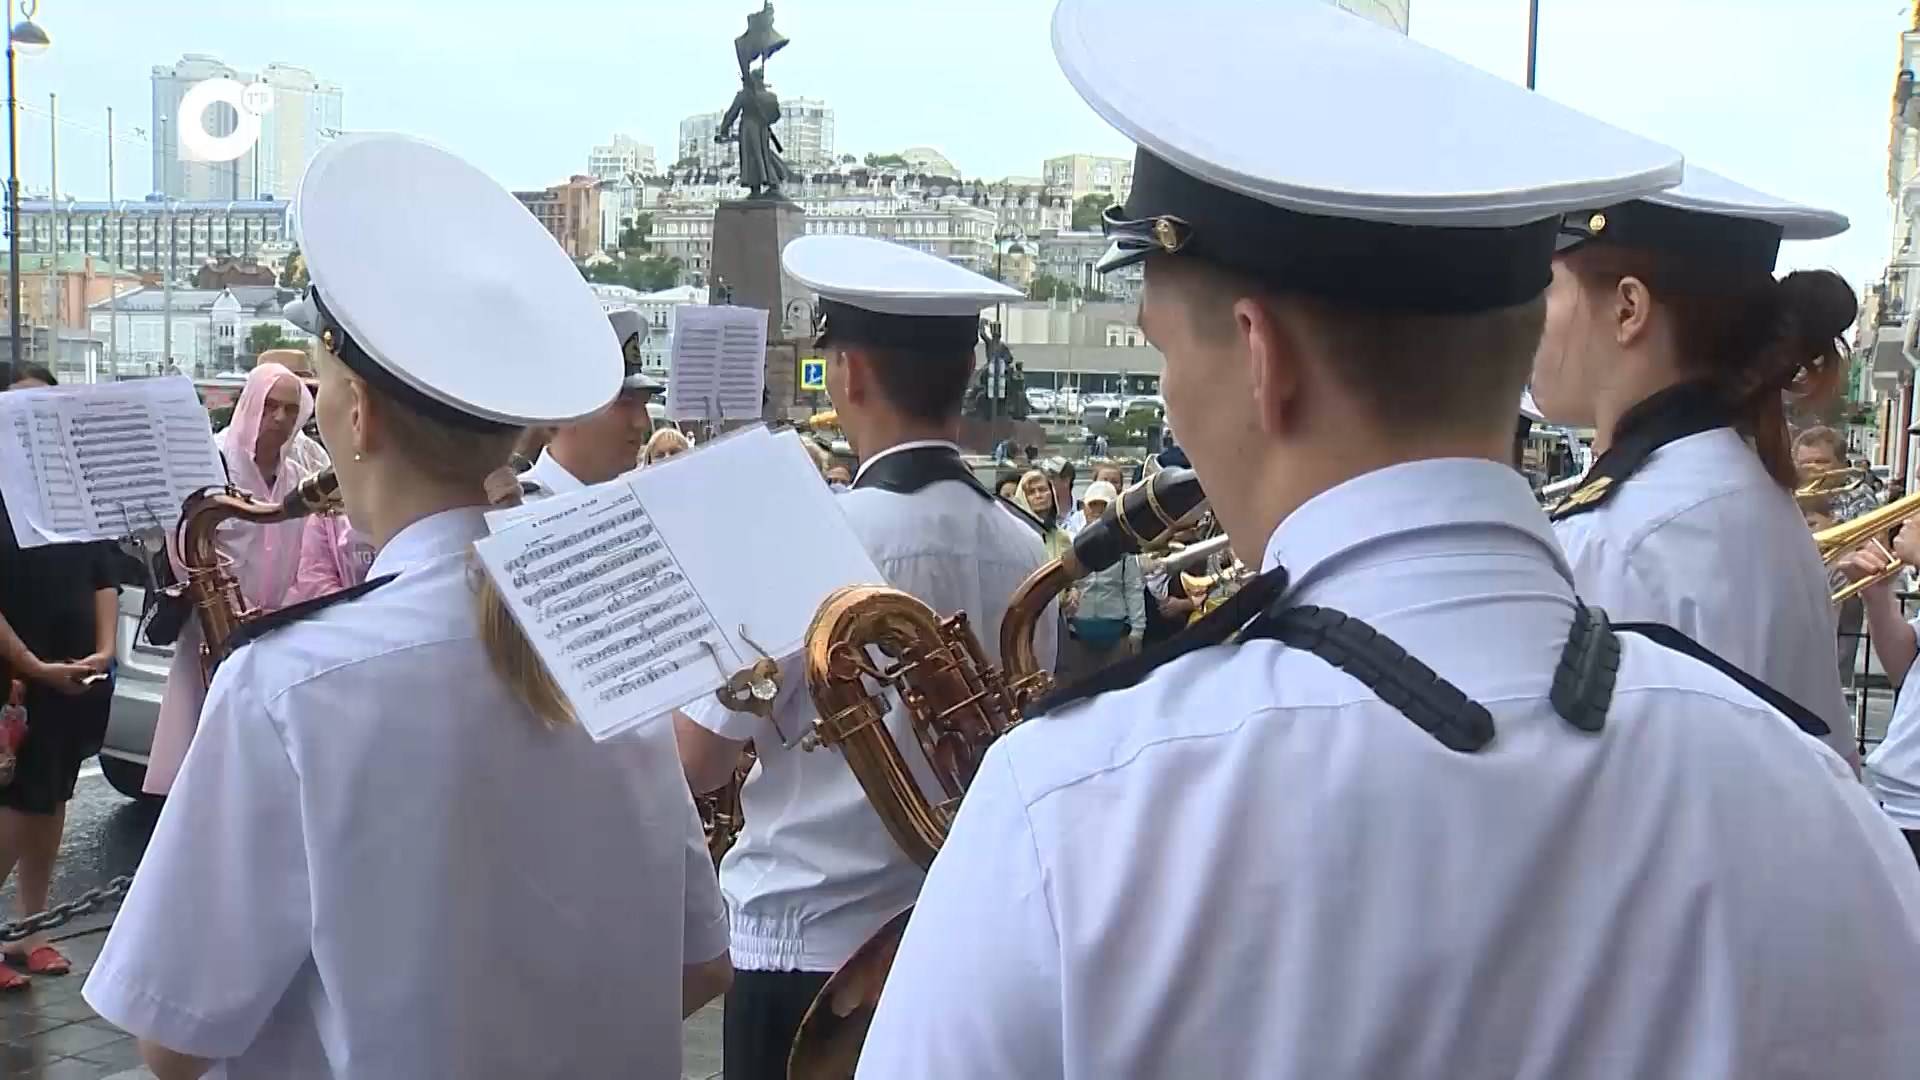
[353,452,364,462]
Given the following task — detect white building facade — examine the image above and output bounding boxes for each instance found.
[87,285,309,377]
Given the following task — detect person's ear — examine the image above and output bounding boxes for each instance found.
[840,346,873,408]
[1238,296,1306,438]
[1615,275,1655,349]
[344,374,376,460]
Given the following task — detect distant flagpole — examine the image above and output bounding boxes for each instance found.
[1525,0,1541,89]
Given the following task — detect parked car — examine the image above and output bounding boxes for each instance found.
[101,584,171,801]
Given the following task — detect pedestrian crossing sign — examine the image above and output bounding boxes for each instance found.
[800,358,827,391]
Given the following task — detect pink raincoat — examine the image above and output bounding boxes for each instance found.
[144,364,314,795]
[283,512,375,604]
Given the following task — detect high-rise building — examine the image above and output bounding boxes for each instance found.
[1332,0,1411,32]
[677,112,735,173]
[678,96,833,174]
[150,55,342,201]
[780,98,835,170]
[589,134,657,181]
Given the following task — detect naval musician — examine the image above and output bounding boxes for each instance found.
[672,234,1056,1079]
[857,2,1920,1077]
[1534,163,1859,768]
[82,132,726,1079]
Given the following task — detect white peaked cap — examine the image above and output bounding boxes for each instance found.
[1645,165,1848,242]
[1050,0,1684,313]
[783,235,1020,317]
[285,133,621,428]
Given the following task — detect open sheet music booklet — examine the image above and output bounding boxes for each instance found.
[473,426,884,741]
[0,376,226,548]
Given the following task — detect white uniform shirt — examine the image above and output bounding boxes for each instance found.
[859,459,1920,1080]
[515,465,729,962]
[85,508,719,1079]
[1869,637,1920,828]
[1553,428,1856,767]
[519,447,585,497]
[682,439,1055,972]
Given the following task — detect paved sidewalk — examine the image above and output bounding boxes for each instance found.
[0,921,727,1080]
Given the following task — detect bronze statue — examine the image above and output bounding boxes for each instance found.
[734,2,789,78]
[717,70,790,199]
[718,3,792,200]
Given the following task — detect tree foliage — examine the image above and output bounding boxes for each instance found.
[584,254,684,293]
[1071,193,1108,231]
[1026,272,1111,303]
[247,323,297,355]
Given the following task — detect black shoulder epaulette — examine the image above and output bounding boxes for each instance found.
[1546,382,1732,523]
[220,573,398,658]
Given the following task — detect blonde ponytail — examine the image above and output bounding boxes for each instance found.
[361,379,576,730]
[471,562,576,729]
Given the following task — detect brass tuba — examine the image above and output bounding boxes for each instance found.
[174,469,342,684]
[786,468,1210,1079]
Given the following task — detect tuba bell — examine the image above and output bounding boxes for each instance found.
[173,469,343,685]
[786,467,1211,1079]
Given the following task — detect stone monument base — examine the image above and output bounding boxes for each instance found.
[710,198,807,424]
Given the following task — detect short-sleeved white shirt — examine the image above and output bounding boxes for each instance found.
[682,440,1055,972]
[85,508,708,1079]
[1869,625,1920,829]
[859,459,1920,1079]
[1553,428,1856,767]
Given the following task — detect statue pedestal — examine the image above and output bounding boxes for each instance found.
[710,198,808,424]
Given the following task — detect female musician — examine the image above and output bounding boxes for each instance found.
[82,133,727,1079]
[144,362,312,795]
[1531,166,1858,768]
[644,427,692,465]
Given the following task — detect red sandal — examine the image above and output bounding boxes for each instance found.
[0,964,28,991]
[21,945,68,975]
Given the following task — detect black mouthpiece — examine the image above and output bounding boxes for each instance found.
[280,469,340,517]
[1069,468,1206,574]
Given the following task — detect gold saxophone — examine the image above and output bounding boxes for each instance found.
[698,745,756,865]
[786,467,1210,1079]
[174,469,343,685]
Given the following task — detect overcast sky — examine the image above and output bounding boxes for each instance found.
[17,0,1907,286]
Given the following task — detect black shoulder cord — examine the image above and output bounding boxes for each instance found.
[1037,566,1623,751]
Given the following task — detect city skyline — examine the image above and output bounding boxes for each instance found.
[6,1,1903,291]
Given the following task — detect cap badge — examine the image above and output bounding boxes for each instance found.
[321,328,337,353]
[1587,212,1607,235]
[1153,217,1189,254]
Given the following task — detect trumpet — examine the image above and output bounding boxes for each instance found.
[1797,465,1870,506]
[1814,489,1920,604]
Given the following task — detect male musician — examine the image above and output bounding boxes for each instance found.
[673,234,1055,1079]
[857,3,1920,1076]
[519,308,663,498]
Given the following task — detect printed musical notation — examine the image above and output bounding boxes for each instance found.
[666,304,768,422]
[473,484,732,740]
[0,377,225,548]
[474,425,891,742]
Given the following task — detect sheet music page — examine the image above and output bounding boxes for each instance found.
[473,481,742,741]
[636,426,885,664]
[666,304,769,422]
[474,424,887,742]
[0,376,225,548]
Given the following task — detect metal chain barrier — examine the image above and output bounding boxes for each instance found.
[0,875,134,944]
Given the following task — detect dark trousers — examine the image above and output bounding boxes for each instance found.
[1904,830,1920,872]
[723,969,832,1080]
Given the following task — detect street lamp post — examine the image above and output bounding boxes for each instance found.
[4,0,47,383]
